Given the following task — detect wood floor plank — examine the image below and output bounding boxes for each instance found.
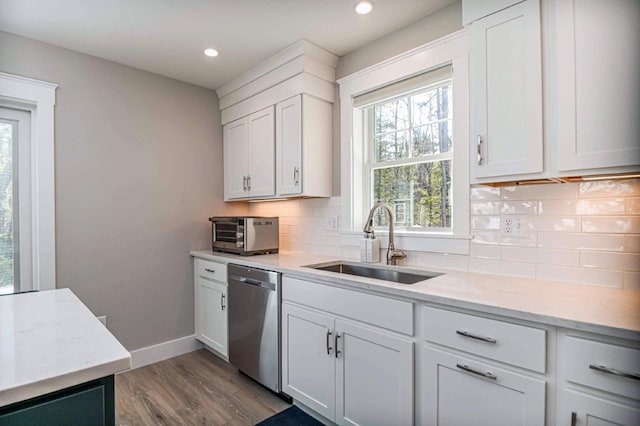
[115,349,289,425]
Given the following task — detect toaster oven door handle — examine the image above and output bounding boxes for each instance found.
[211,221,216,242]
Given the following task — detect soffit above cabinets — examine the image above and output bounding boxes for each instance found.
[0,0,457,90]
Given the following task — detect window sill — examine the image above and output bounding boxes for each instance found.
[339,230,471,255]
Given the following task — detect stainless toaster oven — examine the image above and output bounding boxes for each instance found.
[209,216,279,255]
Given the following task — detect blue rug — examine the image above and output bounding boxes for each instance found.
[256,406,324,425]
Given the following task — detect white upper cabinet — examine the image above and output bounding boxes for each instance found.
[276,94,332,198]
[223,119,249,200]
[246,107,275,198]
[470,0,544,182]
[276,95,302,196]
[554,0,640,175]
[466,0,640,184]
[223,106,275,200]
[218,40,337,201]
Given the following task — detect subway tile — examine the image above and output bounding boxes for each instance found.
[501,247,579,266]
[528,216,580,232]
[470,243,502,259]
[535,248,580,266]
[582,216,640,234]
[413,252,469,271]
[579,179,640,198]
[500,201,537,214]
[623,272,640,291]
[500,246,537,263]
[471,201,500,215]
[624,235,640,253]
[538,199,625,215]
[498,234,538,247]
[341,245,360,260]
[580,251,640,271]
[536,265,622,288]
[471,216,500,230]
[471,231,500,245]
[538,232,624,251]
[469,258,536,278]
[470,186,501,200]
[502,183,579,200]
[626,197,640,214]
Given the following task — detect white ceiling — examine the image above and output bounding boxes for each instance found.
[0,0,457,89]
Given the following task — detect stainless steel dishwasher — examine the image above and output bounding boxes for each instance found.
[228,263,288,400]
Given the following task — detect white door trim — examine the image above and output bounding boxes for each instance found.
[0,72,57,291]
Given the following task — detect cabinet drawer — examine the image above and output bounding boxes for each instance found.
[423,306,546,373]
[196,259,227,284]
[283,276,413,335]
[563,336,640,401]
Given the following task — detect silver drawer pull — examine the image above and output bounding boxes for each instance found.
[456,330,497,344]
[476,135,483,165]
[204,268,217,274]
[589,364,640,381]
[456,363,497,380]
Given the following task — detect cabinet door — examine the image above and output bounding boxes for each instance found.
[559,389,640,426]
[470,0,543,180]
[282,303,336,420]
[247,106,275,197]
[223,118,249,200]
[276,95,302,196]
[335,320,414,426]
[196,278,228,357]
[423,346,546,426]
[555,0,640,173]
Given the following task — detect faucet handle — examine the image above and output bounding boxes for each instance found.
[387,248,407,265]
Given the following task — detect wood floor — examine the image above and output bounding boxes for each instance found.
[115,349,290,425]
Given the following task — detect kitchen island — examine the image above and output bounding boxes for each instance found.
[0,288,131,424]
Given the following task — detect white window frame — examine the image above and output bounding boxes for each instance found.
[0,72,57,291]
[338,30,470,255]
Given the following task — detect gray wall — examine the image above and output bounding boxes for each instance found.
[336,2,462,80]
[331,2,462,195]
[0,31,246,350]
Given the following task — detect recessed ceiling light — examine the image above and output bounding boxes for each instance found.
[204,48,219,57]
[354,1,374,14]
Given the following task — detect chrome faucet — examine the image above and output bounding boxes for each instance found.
[363,203,407,266]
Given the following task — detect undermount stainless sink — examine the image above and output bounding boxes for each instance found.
[305,261,442,284]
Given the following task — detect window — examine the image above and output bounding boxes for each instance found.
[363,75,453,231]
[338,32,469,253]
[0,72,57,292]
[0,116,18,294]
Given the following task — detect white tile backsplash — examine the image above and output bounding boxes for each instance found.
[581,216,640,234]
[249,179,640,290]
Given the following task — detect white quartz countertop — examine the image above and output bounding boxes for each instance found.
[192,250,640,341]
[0,288,131,407]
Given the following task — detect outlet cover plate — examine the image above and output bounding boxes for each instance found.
[500,215,528,237]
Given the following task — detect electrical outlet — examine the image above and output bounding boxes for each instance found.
[326,216,339,231]
[500,215,528,237]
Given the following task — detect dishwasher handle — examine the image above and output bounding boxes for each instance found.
[229,274,276,291]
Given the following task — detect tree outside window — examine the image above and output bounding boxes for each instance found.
[367,80,453,230]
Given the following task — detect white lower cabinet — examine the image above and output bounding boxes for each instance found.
[194,259,228,357]
[282,302,414,425]
[282,303,335,420]
[560,390,640,426]
[422,346,546,426]
[556,330,640,426]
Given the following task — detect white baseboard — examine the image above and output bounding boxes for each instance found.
[129,335,203,369]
